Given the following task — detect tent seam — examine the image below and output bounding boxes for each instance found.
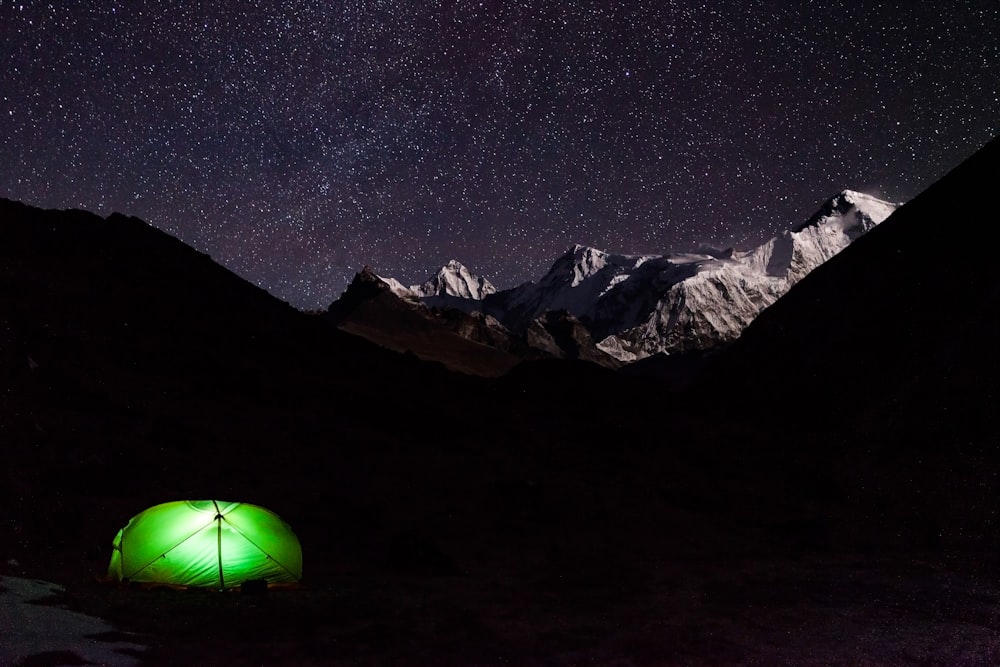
[123,518,218,580]
[220,516,300,582]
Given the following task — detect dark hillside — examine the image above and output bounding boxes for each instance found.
[691,135,1000,552]
[701,135,1000,435]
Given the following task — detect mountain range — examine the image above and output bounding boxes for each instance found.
[327,189,898,372]
[1,134,999,663]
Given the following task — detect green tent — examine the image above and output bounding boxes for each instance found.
[108,500,302,589]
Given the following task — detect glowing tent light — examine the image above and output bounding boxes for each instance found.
[107,500,302,589]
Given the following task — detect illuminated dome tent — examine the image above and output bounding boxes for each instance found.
[108,500,302,589]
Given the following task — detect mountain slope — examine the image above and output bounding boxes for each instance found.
[412,259,497,301]
[0,198,474,445]
[677,135,1000,555]
[600,191,894,358]
[702,137,1000,435]
[324,267,529,376]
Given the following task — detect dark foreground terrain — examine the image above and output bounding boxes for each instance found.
[6,384,1000,666]
[2,135,1000,665]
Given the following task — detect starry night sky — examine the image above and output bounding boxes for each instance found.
[2,1,998,309]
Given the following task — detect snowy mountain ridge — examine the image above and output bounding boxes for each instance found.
[368,189,900,362]
[371,258,497,307]
[410,259,498,300]
[593,189,899,360]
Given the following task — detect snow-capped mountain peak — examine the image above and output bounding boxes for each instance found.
[795,189,899,234]
[739,189,898,281]
[543,245,658,289]
[561,245,611,287]
[360,267,415,299]
[411,259,497,300]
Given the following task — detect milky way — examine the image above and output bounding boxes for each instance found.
[2,1,998,309]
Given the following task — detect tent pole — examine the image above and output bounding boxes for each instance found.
[213,500,225,591]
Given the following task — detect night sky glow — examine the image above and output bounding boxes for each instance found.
[2,1,998,309]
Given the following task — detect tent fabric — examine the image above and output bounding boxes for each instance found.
[108,500,302,589]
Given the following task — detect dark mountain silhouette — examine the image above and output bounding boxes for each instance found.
[693,135,1000,551]
[0,199,477,423]
[704,135,1000,436]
